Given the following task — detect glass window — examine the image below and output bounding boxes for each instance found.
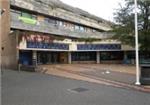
[92,29,96,32]
[72,52,96,61]
[100,51,123,60]
[84,27,88,32]
[63,22,67,27]
[55,20,59,25]
[44,18,49,23]
[32,15,37,20]
[59,21,63,26]
[37,15,45,21]
[75,25,80,30]
[21,12,32,18]
[71,24,75,30]
[80,26,85,32]
[87,28,92,32]
[49,18,56,24]
[44,18,56,24]
[98,20,103,23]
[11,9,21,15]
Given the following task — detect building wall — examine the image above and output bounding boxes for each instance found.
[1,0,17,69]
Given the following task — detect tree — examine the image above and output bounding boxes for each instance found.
[113,0,150,55]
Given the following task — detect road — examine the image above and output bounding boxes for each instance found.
[2,70,150,105]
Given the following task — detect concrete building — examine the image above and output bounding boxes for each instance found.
[1,0,135,69]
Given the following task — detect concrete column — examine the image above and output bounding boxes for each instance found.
[124,51,128,60]
[32,50,37,66]
[68,52,72,64]
[96,51,100,64]
[123,51,129,64]
[16,31,20,71]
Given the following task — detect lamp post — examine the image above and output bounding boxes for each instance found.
[134,0,140,85]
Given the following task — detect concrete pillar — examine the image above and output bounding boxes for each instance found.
[16,31,20,71]
[124,51,128,60]
[96,51,100,64]
[123,51,129,64]
[32,50,37,66]
[68,52,72,64]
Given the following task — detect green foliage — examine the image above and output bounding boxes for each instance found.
[113,0,150,51]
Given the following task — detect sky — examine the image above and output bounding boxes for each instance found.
[60,0,124,22]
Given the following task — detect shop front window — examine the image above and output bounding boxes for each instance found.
[100,51,123,60]
[72,52,96,61]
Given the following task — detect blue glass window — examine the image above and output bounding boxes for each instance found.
[77,44,121,50]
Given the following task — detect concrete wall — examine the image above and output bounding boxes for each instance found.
[121,45,135,51]
[1,0,17,69]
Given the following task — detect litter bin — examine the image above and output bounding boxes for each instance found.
[140,65,150,85]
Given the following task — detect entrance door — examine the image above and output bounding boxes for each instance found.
[100,51,124,63]
[19,50,32,65]
[47,53,52,64]
[37,52,49,64]
[37,51,61,64]
[51,52,59,64]
[59,52,68,63]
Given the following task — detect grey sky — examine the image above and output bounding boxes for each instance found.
[60,0,124,22]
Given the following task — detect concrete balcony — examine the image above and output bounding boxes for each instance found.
[10,12,113,39]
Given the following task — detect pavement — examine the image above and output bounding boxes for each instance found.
[39,64,150,92]
[2,69,150,105]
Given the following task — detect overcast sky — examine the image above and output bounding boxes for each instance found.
[60,0,124,22]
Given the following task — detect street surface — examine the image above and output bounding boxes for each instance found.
[2,69,150,105]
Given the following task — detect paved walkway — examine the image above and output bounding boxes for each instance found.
[39,64,150,92]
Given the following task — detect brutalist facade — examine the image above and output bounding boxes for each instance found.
[1,0,135,69]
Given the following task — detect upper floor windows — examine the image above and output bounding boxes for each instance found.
[79,26,85,32]
[21,12,32,18]
[11,9,21,15]
[44,18,56,25]
[11,9,101,33]
[21,12,37,20]
[59,21,63,26]
[92,29,96,32]
[75,25,80,30]
[32,15,37,20]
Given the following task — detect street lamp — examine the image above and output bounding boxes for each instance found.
[134,0,140,85]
